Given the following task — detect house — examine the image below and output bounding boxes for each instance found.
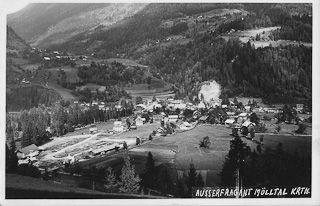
[179,121,192,130]
[296,104,304,111]
[113,121,124,133]
[135,116,145,126]
[199,115,209,123]
[197,102,206,109]
[90,143,119,156]
[225,119,235,127]
[98,105,105,110]
[168,115,179,122]
[244,106,251,111]
[153,115,164,122]
[17,144,39,159]
[89,127,98,134]
[238,113,249,118]
[155,127,166,136]
[43,57,50,61]
[136,104,147,110]
[241,121,256,128]
[193,110,201,119]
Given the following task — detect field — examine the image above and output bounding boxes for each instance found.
[47,82,77,101]
[67,121,311,187]
[23,63,42,72]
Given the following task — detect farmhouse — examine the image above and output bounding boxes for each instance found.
[17,144,39,159]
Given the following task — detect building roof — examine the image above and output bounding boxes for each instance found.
[242,121,256,127]
[199,116,209,121]
[239,113,249,117]
[91,144,118,155]
[168,115,179,118]
[225,119,235,124]
[18,144,39,155]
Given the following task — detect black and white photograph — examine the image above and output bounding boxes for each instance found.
[1,0,319,205]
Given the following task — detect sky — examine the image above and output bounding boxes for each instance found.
[1,0,29,14]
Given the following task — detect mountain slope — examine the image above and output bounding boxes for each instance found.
[6,26,30,51]
[7,3,147,47]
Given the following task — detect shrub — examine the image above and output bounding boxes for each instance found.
[18,163,41,178]
[200,136,211,148]
[263,115,271,121]
[275,124,281,133]
[295,123,307,134]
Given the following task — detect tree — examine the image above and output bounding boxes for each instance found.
[275,124,281,133]
[104,167,118,193]
[220,136,251,186]
[185,163,204,197]
[118,154,141,194]
[295,123,307,134]
[250,112,259,124]
[141,152,157,190]
[6,143,18,173]
[199,136,211,148]
[135,96,143,105]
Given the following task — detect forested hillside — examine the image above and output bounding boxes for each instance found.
[6,86,61,111]
[140,36,311,100]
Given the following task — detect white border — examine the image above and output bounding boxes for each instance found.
[1,0,319,205]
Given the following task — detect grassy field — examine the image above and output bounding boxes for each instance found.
[47,82,77,101]
[36,116,312,187]
[23,63,41,72]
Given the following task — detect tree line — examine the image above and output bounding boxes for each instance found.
[10,99,134,148]
[6,85,61,111]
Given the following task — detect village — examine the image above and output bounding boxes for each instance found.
[14,93,311,187]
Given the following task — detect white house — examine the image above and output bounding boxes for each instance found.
[197,102,206,109]
[241,121,256,128]
[168,115,179,122]
[135,116,145,126]
[113,121,124,133]
[225,119,235,127]
[180,121,192,130]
